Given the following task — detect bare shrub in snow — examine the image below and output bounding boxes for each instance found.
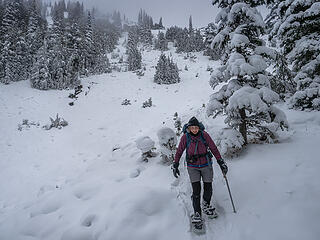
[157,127,177,164]
[68,85,83,99]
[214,128,244,158]
[206,66,213,72]
[43,114,68,130]
[136,69,145,77]
[121,99,131,105]
[142,98,152,108]
[173,112,182,136]
[18,119,40,131]
[135,136,156,162]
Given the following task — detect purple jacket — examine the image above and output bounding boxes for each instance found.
[174,131,222,168]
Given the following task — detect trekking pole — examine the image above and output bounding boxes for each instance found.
[223,174,236,213]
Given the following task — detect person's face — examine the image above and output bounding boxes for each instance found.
[189,126,199,134]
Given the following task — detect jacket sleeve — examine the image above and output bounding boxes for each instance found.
[203,131,222,160]
[174,134,187,164]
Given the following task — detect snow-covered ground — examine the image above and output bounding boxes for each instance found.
[1,39,320,240]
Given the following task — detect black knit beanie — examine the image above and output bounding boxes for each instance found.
[188,117,200,127]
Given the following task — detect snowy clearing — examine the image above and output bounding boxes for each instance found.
[1,43,320,240]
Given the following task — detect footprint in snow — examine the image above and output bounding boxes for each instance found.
[81,214,98,227]
[30,199,61,217]
[129,166,146,178]
[73,187,99,201]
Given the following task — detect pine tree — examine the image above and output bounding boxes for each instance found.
[31,44,50,90]
[82,11,95,75]
[154,53,180,84]
[127,26,142,71]
[138,25,152,45]
[189,15,193,33]
[127,44,142,71]
[0,0,29,84]
[207,1,288,144]
[165,26,180,42]
[159,17,163,29]
[154,31,168,51]
[26,0,45,71]
[112,10,122,31]
[270,51,296,99]
[203,22,221,60]
[44,14,71,89]
[271,0,320,110]
[127,26,139,49]
[176,28,189,53]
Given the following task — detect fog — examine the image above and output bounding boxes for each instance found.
[81,0,219,28]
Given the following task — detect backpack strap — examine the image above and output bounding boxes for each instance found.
[199,131,208,148]
[199,131,211,163]
[185,132,191,160]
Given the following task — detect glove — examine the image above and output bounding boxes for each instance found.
[172,162,180,178]
[217,159,228,175]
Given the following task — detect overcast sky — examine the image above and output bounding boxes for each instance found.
[81,0,219,28]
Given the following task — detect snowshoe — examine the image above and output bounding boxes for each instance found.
[202,201,218,219]
[190,212,205,234]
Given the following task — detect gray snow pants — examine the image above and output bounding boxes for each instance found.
[187,165,213,183]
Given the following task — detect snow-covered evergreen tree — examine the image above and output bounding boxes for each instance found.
[82,11,95,75]
[203,22,221,60]
[159,17,163,27]
[45,15,67,89]
[157,127,177,164]
[26,0,45,72]
[0,0,28,84]
[127,44,142,71]
[30,45,50,90]
[165,26,181,42]
[207,1,288,144]
[270,51,296,99]
[112,10,122,31]
[189,15,193,33]
[154,53,180,85]
[127,26,139,49]
[94,53,111,74]
[191,30,205,52]
[127,28,141,71]
[176,28,189,53]
[135,136,156,162]
[138,9,153,29]
[138,25,152,45]
[125,27,139,70]
[271,0,320,110]
[175,27,204,53]
[154,31,168,51]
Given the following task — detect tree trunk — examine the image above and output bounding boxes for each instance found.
[239,108,247,145]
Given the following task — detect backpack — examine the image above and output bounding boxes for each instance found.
[182,122,213,164]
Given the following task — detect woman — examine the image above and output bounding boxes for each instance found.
[172,117,228,224]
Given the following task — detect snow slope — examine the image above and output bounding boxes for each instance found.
[1,39,320,240]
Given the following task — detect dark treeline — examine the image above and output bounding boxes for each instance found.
[0,0,121,90]
[165,19,205,53]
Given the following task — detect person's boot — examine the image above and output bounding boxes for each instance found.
[191,212,202,223]
[202,201,218,218]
